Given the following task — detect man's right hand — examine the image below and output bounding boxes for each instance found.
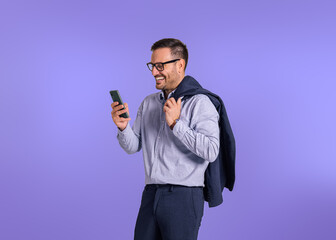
[111,102,131,131]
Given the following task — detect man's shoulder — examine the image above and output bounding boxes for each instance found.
[142,92,161,102]
[138,92,161,108]
[187,94,213,106]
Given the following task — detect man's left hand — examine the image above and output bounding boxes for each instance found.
[163,97,182,127]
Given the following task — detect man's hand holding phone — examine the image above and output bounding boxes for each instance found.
[111,102,131,131]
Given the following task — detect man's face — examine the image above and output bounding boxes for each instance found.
[150,48,180,92]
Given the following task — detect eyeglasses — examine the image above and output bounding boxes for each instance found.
[146,59,180,71]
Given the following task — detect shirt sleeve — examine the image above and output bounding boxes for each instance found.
[172,95,220,162]
[117,101,143,154]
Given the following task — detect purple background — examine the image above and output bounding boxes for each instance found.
[1,0,335,239]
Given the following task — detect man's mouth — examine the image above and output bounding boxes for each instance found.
[155,76,165,83]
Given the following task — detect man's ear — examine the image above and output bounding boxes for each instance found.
[178,59,185,73]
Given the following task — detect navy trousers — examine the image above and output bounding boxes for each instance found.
[134,184,204,240]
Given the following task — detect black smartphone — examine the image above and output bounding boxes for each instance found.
[110,90,129,118]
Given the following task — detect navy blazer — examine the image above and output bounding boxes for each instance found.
[172,75,236,207]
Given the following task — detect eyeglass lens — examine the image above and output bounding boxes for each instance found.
[148,63,163,71]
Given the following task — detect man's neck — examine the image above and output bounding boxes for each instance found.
[163,89,173,100]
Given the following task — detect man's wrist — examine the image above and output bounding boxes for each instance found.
[169,119,178,130]
[118,123,128,132]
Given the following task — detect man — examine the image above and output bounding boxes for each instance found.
[111,38,221,240]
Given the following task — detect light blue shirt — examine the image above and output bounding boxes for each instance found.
[117,90,220,187]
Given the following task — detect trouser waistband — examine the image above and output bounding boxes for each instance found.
[145,184,203,191]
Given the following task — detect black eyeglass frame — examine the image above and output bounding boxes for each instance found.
[146,59,180,71]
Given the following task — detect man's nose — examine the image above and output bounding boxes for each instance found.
[152,66,160,76]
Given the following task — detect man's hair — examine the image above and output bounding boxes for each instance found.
[151,38,188,70]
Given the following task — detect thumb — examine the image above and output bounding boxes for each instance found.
[178,97,182,105]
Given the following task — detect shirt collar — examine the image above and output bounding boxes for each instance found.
[159,89,177,101]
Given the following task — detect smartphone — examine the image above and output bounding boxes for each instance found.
[110,90,129,118]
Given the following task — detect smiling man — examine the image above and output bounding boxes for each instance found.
[111,38,227,240]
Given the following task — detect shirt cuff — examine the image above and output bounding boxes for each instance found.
[117,122,132,137]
